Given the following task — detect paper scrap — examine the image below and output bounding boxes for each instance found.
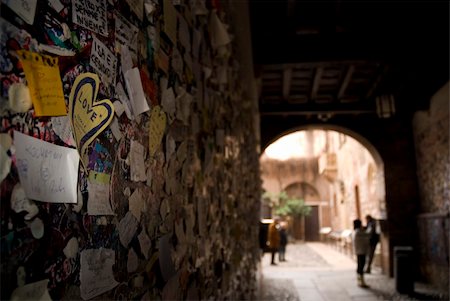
[17,50,66,117]
[10,279,51,301]
[125,68,150,116]
[49,0,65,13]
[161,86,175,120]
[14,131,79,203]
[29,217,44,239]
[163,0,177,44]
[0,144,11,182]
[209,11,231,49]
[80,248,119,300]
[125,0,144,21]
[72,0,108,36]
[138,230,151,259]
[118,211,139,248]
[120,46,133,73]
[90,37,117,85]
[129,188,144,221]
[51,116,76,147]
[115,15,138,61]
[87,171,114,215]
[3,0,37,25]
[127,249,139,273]
[148,106,167,157]
[130,140,147,182]
[109,117,122,141]
[11,183,39,220]
[68,73,114,169]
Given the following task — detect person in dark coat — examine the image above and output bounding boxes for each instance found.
[365,214,379,273]
[267,218,280,265]
[278,221,288,262]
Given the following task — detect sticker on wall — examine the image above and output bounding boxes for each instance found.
[17,50,67,116]
[90,37,117,86]
[68,73,114,169]
[148,106,167,157]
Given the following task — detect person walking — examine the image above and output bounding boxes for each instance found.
[267,218,280,265]
[278,221,288,262]
[352,219,370,288]
[365,214,379,273]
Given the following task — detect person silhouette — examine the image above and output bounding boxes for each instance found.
[278,221,288,262]
[267,218,280,265]
[365,214,379,273]
[352,219,370,288]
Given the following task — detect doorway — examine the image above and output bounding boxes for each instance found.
[305,205,320,241]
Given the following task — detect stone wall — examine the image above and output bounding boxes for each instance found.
[0,1,260,300]
[412,82,449,294]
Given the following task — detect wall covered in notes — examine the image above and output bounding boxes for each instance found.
[0,1,261,300]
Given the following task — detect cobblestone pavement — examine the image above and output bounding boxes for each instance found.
[259,242,447,301]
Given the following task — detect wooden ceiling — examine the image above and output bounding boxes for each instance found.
[249,0,449,119]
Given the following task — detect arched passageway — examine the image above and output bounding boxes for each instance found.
[260,127,389,273]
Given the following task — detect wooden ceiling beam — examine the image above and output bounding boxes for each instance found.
[282,67,293,99]
[260,102,375,116]
[311,67,323,100]
[337,65,355,99]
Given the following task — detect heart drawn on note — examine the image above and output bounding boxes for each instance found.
[149,106,167,157]
[69,73,114,168]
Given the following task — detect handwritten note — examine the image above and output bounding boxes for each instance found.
[130,140,146,182]
[10,279,51,301]
[115,14,138,61]
[124,68,150,116]
[118,211,139,248]
[72,0,108,36]
[51,116,76,147]
[90,37,117,86]
[17,50,67,117]
[3,0,37,25]
[68,73,114,169]
[87,172,114,215]
[14,131,79,203]
[80,248,119,300]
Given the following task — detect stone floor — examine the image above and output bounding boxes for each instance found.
[258,242,447,301]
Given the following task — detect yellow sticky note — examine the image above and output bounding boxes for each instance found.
[149,106,166,157]
[17,50,67,116]
[68,73,114,169]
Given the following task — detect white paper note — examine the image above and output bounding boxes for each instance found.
[14,131,79,203]
[10,279,51,301]
[125,68,150,116]
[125,0,144,21]
[3,0,37,25]
[0,144,11,182]
[118,211,139,247]
[138,230,151,259]
[129,188,144,221]
[90,37,117,85]
[80,248,119,300]
[51,116,76,147]
[129,140,147,182]
[115,15,138,61]
[72,0,108,36]
[87,172,114,215]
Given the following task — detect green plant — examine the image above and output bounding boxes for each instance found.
[272,192,311,218]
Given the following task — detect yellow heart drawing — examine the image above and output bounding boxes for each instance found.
[69,73,114,168]
[149,106,167,157]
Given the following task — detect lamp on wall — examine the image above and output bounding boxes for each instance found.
[376,94,396,118]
